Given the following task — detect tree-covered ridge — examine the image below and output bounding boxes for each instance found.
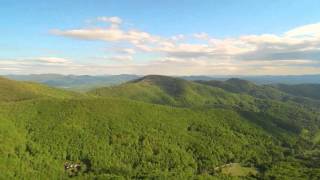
[272,84,320,100]
[90,75,258,108]
[0,98,315,179]
[197,78,320,107]
[0,76,320,179]
[196,78,287,100]
[90,75,320,135]
[0,77,80,102]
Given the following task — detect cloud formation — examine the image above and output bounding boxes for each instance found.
[53,17,320,59]
[33,57,71,64]
[9,17,320,75]
[1,56,319,76]
[97,16,123,25]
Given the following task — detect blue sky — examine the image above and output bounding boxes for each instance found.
[1,0,320,75]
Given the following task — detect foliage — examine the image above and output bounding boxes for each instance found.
[0,76,319,179]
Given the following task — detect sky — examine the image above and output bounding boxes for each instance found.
[1,0,320,75]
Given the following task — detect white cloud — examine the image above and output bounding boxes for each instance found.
[51,20,320,59]
[171,34,185,41]
[108,55,133,62]
[51,28,126,41]
[1,57,319,75]
[193,32,209,40]
[42,20,320,75]
[117,48,136,55]
[97,16,122,24]
[34,57,71,64]
[285,23,320,38]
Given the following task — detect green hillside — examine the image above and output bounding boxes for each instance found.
[197,78,320,110]
[272,84,320,100]
[1,76,320,179]
[196,78,287,100]
[0,77,80,102]
[2,97,319,179]
[90,75,320,135]
[90,75,258,109]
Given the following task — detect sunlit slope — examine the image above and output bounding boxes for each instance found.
[0,77,319,179]
[197,78,287,100]
[90,75,320,135]
[197,78,320,109]
[0,77,80,102]
[0,98,284,179]
[90,75,257,108]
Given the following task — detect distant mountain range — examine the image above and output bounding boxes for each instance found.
[5,74,320,92]
[5,74,140,91]
[182,74,320,84]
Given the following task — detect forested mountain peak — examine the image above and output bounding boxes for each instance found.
[226,78,253,85]
[133,75,187,85]
[199,78,259,93]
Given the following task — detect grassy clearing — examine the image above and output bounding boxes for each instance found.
[219,163,258,177]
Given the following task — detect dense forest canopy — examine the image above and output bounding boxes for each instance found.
[1,75,320,179]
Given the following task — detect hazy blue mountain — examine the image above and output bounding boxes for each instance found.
[181,74,320,84]
[4,74,320,93]
[272,84,320,100]
[5,74,141,91]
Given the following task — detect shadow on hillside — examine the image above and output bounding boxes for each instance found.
[238,111,299,141]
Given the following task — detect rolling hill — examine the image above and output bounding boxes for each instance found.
[272,84,320,100]
[6,74,140,91]
[90,75,320,135]
[1,97,286,179]
[90,75,258,109]
[197,78,320,110]
[1,76,320,179]
[0,77,80,102]
[196,78,289,102]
